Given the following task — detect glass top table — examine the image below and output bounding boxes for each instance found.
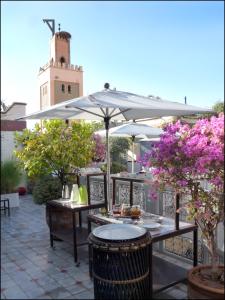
[87,212,197,241]
[87,212,198,298]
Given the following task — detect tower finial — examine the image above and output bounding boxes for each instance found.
[43,19,55,36]
[58,23,61,32]
[104,83,110,89]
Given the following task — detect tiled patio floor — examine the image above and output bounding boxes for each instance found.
[1,195,188,299]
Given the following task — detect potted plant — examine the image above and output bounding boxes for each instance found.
[140,113,224,299]
[1,160,22,207]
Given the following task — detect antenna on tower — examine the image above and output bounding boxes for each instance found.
[43,19,55,36]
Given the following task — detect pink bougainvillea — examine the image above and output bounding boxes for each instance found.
[139,113,224,272]
[140,114,224,190]
[92,134,106,162]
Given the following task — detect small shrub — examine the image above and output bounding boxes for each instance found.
[33,176,62,205]
[111,162,127,174]
[27,176,38,194]
[1,160,22,194]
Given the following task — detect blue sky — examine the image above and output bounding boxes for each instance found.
[1,1,224,114]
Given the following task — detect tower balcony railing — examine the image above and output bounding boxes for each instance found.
[39,60,83,73]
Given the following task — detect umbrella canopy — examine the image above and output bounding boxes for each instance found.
[95,122,163,173]
[96,122,163,138]
[22,88,212,121]
[139,137,160,142]
[18,85,212,210]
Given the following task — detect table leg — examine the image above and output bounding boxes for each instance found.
[149,243,153,299]
[79,211,82,227]
[88,219,93,278]
[72,211,78,264]
[7,199,10,216]
[48,205,54,248]
[89,243,93,279]
[3,200,6,215]
[193,228,198,266]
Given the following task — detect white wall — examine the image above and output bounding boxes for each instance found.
[1,131,17,161]
[1,131,26,188]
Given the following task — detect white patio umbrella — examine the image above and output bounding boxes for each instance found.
[18,84,212,210]
[95,122,163,173]
[139,137,160,142]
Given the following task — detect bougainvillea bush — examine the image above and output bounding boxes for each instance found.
[92,134,106,162]
[140,113,224,279]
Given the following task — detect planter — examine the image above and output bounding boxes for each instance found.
[1,193,19,208]
[187,265,224,299]
[18,187,27,196]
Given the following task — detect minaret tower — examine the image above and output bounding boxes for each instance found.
[38,19,83,109]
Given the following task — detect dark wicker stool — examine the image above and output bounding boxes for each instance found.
[88,224,151,300]
[0,198,10,216]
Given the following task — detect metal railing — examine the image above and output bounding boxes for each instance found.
[85,176,224,265]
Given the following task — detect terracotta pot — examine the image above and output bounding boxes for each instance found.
[187,265,224,299]
[18,187,26,196]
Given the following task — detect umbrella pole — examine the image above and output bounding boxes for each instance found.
[131,135,135,173]
[104,115,111,212]
[132,142,134,173]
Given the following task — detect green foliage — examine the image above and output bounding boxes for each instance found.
[26,176,39,194]
[111,161,127,174]
[100,163,107,172]
[32,175,62,204]
[98,137,131,173]
[14,120,96,185]
[110,137,131,165]
[1,160,22,194]
[212,101,224,114]
[91,121,104,132]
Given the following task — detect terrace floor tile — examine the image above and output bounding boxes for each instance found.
[1,194,188,299]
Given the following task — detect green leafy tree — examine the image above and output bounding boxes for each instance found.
[14,120,96,185]
[212,101,224,114]
[110,137,131,173]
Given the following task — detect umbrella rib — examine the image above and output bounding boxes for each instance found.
[109,108,116,117]
[100,107,106,117]
[110,108,131,119]
[65,105,103,119]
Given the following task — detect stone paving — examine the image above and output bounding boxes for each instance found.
[1,195,188,299]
